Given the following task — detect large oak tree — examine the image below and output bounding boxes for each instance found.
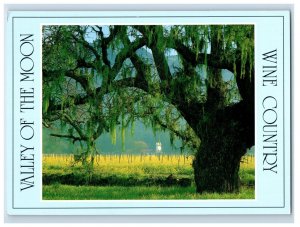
[42,24,254,193]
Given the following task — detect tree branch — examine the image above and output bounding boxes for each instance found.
[96,26,123,68]
[76,58,95,69]
[149,29,172,84]
[97,26,111,67]
[167,38,233,72]
[133,25,172,84]
[61,113,87,140]
[153,115,200,150]
[72,27,100,61]
[129,53,150,92]
[110,37,146,80]
[50,133,84,143]
[47,77,139,112]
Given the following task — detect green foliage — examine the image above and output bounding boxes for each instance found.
[110,124,117,145]
[42,24,254,191]
[43,185,254,200]
[121,114,126,152]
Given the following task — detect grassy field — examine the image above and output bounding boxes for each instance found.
[43,154,255,200]
[43,185,254,200]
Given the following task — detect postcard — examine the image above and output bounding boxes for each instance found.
[5,10,291,215]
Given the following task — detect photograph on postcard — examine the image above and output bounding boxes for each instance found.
[41,24,255,200]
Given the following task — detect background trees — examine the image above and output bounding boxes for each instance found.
[42,24,254,193]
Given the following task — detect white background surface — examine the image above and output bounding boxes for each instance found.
[1,0,298,225]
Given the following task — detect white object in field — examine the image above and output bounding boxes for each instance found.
[156,142,162,153]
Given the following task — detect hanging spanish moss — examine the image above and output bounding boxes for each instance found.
[42,24,254,191]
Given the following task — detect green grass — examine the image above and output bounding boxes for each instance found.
[43,184,254,200]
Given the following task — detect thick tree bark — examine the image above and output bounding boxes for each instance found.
[191,73,254,193]
[193,142,243,193]
[192,114,248,193]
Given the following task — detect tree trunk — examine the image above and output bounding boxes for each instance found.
[192,103,252,193]
[193,132,244,193]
